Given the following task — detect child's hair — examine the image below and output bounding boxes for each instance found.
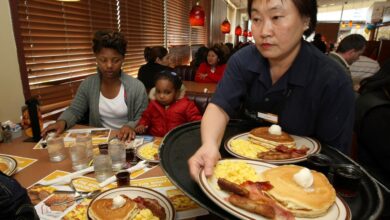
[155,70,182,91]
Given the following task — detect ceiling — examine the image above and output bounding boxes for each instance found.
[228,0,366,9]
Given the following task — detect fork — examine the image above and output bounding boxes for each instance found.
[50,189,101,206]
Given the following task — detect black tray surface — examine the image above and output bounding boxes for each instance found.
[159,120,383,220]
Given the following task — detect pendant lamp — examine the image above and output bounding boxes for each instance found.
[243,29,248,37]
[248,31,252,37]
[348,20,353,27]
[235,25,242,36]
[189,0,205,26]
[220,18,231,34]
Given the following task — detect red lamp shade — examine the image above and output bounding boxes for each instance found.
[235,25,242,36]
[189,2,205,26]
[220,18,231,34]
[348,20,353,27]
[243,29,248,37]
[248,31,252,37]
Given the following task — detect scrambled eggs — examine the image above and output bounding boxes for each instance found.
[138,144,158,160]
[214,160,260,185]
[230,139,268,159]
[133,209,159,220]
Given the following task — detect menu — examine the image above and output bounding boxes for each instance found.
[0,153,37,172]
[28,168,208,219]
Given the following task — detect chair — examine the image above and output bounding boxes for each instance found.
[174,65,197,81]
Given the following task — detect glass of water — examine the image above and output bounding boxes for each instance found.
[47,135,66,162]
[108,142,126,171]
[76,133,93,161]
[69,143,89,171]
[93,154,113,182]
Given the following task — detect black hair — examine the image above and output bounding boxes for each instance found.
[359,59,390,95]
[247,0,317,37]
[206,46,225,65]
[155,70,182,91]
[336,34,367,53]
[92,30,127,57]
[144,46,168,63]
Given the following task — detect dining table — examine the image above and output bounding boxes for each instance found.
[0,126,214,220]
[182,81,217,96]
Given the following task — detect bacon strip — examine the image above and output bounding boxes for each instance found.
[228,194,275,219]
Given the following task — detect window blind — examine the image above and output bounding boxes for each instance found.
[119,0,165,77]
[167,0,191,47]
[17,0,118,114]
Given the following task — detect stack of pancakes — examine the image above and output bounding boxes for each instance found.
[89,195,139,220]
[260,165,336,217]
[248,127,295,149]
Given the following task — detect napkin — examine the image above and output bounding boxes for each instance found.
[98,160,147,188]
[39,166,94,186]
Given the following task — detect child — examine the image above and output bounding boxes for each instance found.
[135,70,202,137]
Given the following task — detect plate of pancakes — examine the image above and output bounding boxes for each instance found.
[199,159,351,220]
[87,186,175,220]
[0,155,17,176]
[225,126,321,164]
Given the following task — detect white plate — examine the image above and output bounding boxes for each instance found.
[0,155,17,176]
[136,142,160,163]
[199,159,351,220]
[87,186,175,220]
[225,132,321,164]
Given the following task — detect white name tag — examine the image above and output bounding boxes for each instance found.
[257,112,278,124]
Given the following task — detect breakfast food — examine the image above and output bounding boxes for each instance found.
[28,185,56,205]
[214,160,260,185]
[89,195,166,220]
[230,139,268,159]
[138,143,159,161]
[260,165,336,217]
[248,125,295,149]
[89,195,139,220]
[0,162,8,172]
[257,145,309,160]
[167,189,198,211]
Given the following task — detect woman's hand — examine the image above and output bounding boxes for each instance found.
[135,125,147,134]
[117,125,136,142]
[188,144,221,183]
[41,120,66,138]
[199,73,208,79]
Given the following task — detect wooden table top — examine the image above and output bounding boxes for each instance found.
[183,81,217,95]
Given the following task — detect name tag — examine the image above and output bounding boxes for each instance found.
[257,112,278,124]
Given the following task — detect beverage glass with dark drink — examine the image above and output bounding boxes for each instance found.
[116,171,130,187]
[333,164,363,197]
[305,153,332,176]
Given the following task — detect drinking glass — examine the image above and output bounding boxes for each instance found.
[69,143,89,171]
[116,171,130,187]
[47,135,66,162]
[76,133,93,161]
[93,155,113,182]
[108,142,126,171]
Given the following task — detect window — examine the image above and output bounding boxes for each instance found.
[11,0,209,119]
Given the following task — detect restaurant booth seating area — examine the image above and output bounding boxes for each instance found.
[174,65,197,81]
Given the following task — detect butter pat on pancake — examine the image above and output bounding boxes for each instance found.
[248,127,295,149]
[260,165,336,217]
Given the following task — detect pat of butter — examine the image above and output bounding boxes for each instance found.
[268,124,282,135]
[293,168,314,189]
[112,195,126,209]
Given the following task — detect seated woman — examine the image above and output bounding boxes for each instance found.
[137,46,173,92]
[42,31,148,141]
[355,59,390,189]
[135,70,202,137]
[194,47,226,83]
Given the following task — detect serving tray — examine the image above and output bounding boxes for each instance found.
[159,120,383,220]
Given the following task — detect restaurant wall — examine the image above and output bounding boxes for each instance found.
[0,0,24,123]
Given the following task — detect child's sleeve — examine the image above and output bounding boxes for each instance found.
[185,100,202,122]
